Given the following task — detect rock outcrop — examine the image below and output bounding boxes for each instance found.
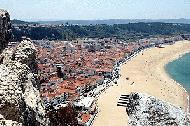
[124,93,190,126]
[0,9,47,126]
[0,9,11,53]
[0,114,22,126]
[0,39,47,126]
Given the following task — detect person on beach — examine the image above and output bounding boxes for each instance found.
[131,82,134,85]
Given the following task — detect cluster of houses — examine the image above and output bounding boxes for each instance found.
[35,35,183,126]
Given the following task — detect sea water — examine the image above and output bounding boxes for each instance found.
[165,52,190,92]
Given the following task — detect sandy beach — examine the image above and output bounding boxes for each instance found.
[93,40,190,126]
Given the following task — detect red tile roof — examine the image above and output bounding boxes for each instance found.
[81,113,91,124]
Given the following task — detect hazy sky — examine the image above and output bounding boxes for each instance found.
[0,0,190,21]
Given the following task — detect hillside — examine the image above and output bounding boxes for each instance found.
[12,22,190,41]
[11,19,38,25]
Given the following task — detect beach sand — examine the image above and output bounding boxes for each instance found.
[92,40,190,126]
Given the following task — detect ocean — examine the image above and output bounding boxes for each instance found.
[165,52,190,92]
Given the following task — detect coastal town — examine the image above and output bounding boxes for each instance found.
[1,2,190,125]
[3,15,190,125]
[25,35,186,126]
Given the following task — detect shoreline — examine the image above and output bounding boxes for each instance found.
[155,40,190,113]
[163,51,190,95]
[162,46,190,112]
[92,40,190,126]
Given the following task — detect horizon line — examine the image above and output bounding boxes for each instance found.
[12,18,190,22]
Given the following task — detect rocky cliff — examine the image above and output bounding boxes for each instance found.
[0,9,11,53]
[0,39,48,126]
[123,93,190,126]
[0,9,47,126]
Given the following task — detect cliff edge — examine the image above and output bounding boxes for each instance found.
[122,93,190,126]
[0,9,47,126]
[0,9,11,53]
